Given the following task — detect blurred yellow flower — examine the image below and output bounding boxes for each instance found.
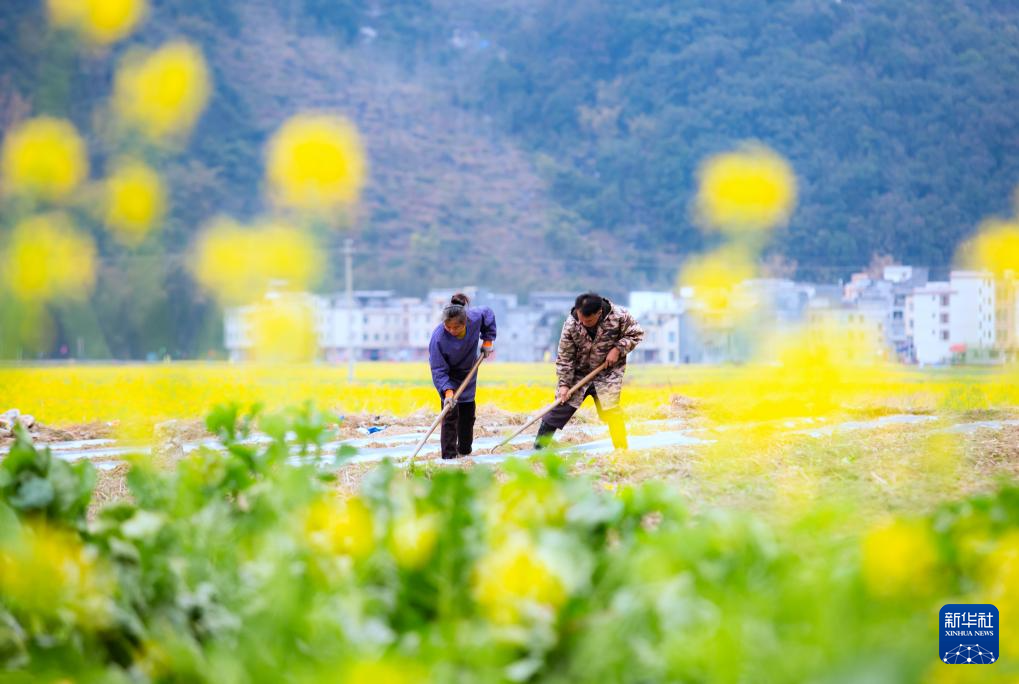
[46,0,85,27]
[193,219,323,304]
[692,319,894,425]
[389,510,439,570]
[958,219,1019,278]
[696,144,797,233]
[303,496,374,560]
[0,523,111,627]
[267,114,366,212]
[678,245,757,319]
[774,323,880,414]
[488,477,568,533]
[113,41,210,142]
[345,658,429,684]
[48,0,147,45]
[1,116,88,200]
[2,213,96,302]
[474,535,566,625]
[860,518,938,598]
[104,159,166,243]
[246,295,320,363]
[980,532,1019,658]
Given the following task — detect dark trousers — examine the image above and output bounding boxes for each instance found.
[440,400,476,459]
[539,386,628,449]
[544,386,606,428]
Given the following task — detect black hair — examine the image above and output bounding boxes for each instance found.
[575,292,604,317]
[443,293,469,324]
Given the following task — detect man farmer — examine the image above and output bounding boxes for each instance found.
[535,292,644,450]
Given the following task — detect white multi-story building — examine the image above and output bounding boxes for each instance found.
[807,304,889,361]
[840,266,928,361]
[949,271,996,358]
[906,282,953,365]
[634,311,682,364]
[628,291,684,364]
[629,291,680,318]
[320,291,434,362]
[323,299,361,355]
[883,265,916,284]
[994,273,1019,354]
[499,308,543,362]
[902,271,1019,364]
[404,298,435,356]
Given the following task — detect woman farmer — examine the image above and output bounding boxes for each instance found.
[428,293,496,459]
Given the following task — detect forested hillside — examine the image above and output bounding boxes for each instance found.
[2,0,1018,357]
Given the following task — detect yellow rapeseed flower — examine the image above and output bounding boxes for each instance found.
[0,362,994,436]
[193,218,323,304]
[344,658,429,684]
[303,496,375,560]
[473,535,567,625]
[48,0,147,45]
[768,322,881,416]
[860,518,938,598]
[247,295,320,363]
[47,0,86,28]
[678,245,757,320]
[696,144,797,233]
[0,523,111,627]
[980,531,1019,658]
[2,213,96,302]
[1,117,88,200]
[113,41,210,142]
[690,319,895,424]
[104,159,166,244]
[487,477,568,533]
[958,219,1019,278]
[389,510,439,570]
[266,114,366,212]
[82,0,147,45]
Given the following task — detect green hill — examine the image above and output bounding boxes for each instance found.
[2,0,1018,357]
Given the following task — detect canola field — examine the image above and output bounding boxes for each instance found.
[2,361,1017,437]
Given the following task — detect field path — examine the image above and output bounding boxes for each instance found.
[5,415,1019,471]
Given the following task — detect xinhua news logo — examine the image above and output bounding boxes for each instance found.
[940,604,999,664]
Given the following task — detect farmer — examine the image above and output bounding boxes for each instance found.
[535,292,644,450]
[429,293,497,459]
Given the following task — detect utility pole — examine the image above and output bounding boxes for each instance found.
[344,238,355,382]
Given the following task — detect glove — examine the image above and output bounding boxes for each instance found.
[481,341,495,359]
[443,391,455,410]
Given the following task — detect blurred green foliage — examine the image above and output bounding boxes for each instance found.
[2,402,1018,681]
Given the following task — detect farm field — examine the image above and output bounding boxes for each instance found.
[3,362,1019,681]
[3,361,1019,515]
[2,361,1016,436]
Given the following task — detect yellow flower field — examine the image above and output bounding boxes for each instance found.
[1,361,1016,440]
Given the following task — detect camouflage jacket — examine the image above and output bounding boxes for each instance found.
[555,299,644,390]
